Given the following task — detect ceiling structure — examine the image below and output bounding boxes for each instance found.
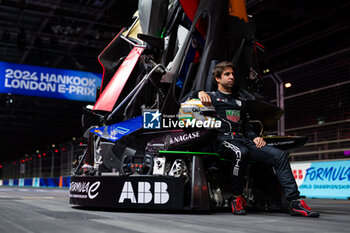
[0,0,349,163]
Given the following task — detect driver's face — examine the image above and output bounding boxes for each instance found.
[216,67,235,90]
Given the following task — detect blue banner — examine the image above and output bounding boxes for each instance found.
[0,61,102,102]
[40,177,60,187]
[291,160,350,199]
[0,177,70,188]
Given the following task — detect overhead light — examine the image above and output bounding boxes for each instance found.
[52,144,55,148]
[86,105,94,110]
[263,69,270,74]
[285,82,292,88]
[6,94,13,106]
[317,117,325,125]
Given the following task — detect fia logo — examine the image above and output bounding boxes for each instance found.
[143,110,161,129]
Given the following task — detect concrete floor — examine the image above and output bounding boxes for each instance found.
[0,187,349,233]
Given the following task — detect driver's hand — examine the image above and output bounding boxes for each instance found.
[198,91,212,106]
[253,137,266,149]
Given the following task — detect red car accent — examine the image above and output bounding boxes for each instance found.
[93,46,144,112]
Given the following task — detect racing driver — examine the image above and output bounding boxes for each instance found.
[182,61,319,217]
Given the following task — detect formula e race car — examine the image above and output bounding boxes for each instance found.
[69,0,307,211]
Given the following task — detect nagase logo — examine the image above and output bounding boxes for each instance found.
[118,181,169,204]
[70,181,100,199]
[169,131,200,145]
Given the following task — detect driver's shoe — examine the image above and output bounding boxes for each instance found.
[231,195,247,215]
[290,200,320,217]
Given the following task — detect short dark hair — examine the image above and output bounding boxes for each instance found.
[212,61,235,84]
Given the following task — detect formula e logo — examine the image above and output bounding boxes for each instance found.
[143,110,161,129]
[70,181,100,199]
[118,182,169,204]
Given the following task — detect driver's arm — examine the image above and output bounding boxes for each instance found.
[198,91,212,106]
[180,91,213,106]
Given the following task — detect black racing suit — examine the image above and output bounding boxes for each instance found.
[182,90,300,201]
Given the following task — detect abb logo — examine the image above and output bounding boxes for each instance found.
[118,181,169,204]
[293,169,303,180]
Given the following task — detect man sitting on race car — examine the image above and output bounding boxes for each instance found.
[181,61,319,217]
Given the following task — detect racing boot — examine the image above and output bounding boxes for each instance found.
[290,200,320,217]
[231,195,247,215]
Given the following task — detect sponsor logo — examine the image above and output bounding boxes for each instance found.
[291,161,350,198]
[118,181,169,204]
[235,100,242,106]
[143,110,161,129]
[169,131,200,145]
[216,98,227,102]
[216,99,241,106]
[109,126,130,140]
[226,110,240,122]
[267,140,294,146]
[293,169,304,180]
[19,178,24,187]
[70,181,100,199]
[32,177,40,187]
[305,166,350,182]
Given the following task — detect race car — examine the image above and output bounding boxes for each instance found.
[69,0,307,211]
[70,98,306,211]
